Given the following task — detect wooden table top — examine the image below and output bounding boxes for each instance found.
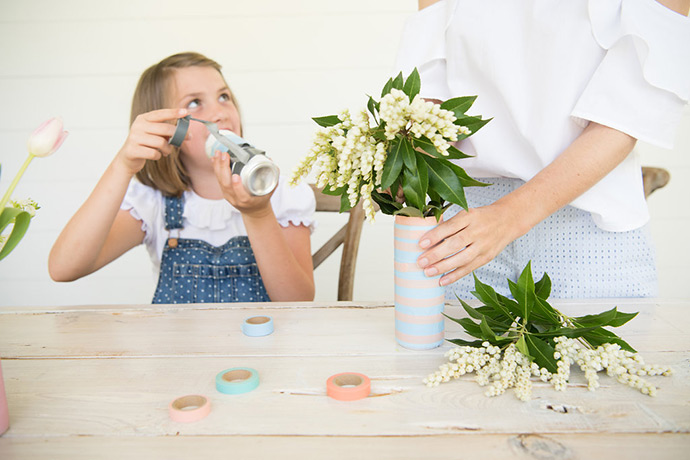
[0,299,688,459]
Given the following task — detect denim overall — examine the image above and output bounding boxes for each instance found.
[151,195,270,304]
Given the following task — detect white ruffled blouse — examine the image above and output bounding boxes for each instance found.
[396,0,689,231]
[121,177,316,272]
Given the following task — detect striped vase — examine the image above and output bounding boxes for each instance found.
[394,215,445,350]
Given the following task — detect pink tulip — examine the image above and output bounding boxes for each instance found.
[26,117,68,157]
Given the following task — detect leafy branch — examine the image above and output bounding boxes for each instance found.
[445,262,638,373]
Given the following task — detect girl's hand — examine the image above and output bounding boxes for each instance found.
[211,151,274,216]
[416,201,522,286]
[114,108,188,176]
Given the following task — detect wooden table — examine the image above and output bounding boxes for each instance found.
[0,299,688,459]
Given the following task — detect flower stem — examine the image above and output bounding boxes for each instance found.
[0,154,35,211]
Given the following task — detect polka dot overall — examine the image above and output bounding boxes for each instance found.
[152,195,270,304]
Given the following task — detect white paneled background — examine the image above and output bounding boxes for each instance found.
[0,0,688,307]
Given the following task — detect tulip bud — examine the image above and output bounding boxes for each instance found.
[26,117,68,157]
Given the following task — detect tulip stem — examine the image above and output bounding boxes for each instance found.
[0,154,35,212]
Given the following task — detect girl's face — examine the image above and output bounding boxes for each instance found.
[171,66,241,167]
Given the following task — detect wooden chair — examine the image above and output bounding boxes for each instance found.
[310,184,365,301]
[642,166,670,198]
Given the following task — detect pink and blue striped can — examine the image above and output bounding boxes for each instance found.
[394,215,445,350]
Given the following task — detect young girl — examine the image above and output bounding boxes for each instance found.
[49,52,316,303]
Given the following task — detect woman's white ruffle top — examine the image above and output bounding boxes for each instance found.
[396,0,689,231]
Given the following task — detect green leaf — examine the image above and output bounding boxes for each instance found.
[393,207,424,218]
[472,274,514,320]
[402,68,421,102]
[381,77,393,98]
[607,310,639,328]
[458,300,511,333]
[529,325,603,338]
[380,136,405,190]
[515,261,536,322]
[534,272,552,300]
[524,335,558,373]
[573,308,639,329]
[582,329,636,353]
[401,137,417,171]
[402,162,426,211]
[422,155,467,210]
[339,193,354,213]
[0,207,32,261]
[412,136,471,161]
[516,335,530,358]
[367,95,380,121]
[392,72,404,90]
[371,190,402,215]
[532,297,561,326]
[454,115,492,138]
[312,115,341,127]
[440,96,477,117]
[479,317,498,342]
[447,338,485,347]
[446,144,473,159]
[320,185,346,196]
[446,162,491,188]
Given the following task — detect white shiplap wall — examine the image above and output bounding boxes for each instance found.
[0,0,688,307]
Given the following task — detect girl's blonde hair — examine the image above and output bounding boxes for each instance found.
[131,52,241,197]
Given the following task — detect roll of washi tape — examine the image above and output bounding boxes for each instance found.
[326,372,371,401]
[169,115,190,147]
[168,394,211,423]
[215,367,260,395]
[242,315,274,337]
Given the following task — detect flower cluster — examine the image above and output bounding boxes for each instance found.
[425,338,672,401]
[290,68,489,221]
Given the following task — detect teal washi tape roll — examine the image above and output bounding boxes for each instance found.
[242,315,274,337]
[215,367,259,395]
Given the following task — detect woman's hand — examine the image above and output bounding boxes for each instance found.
[417,200,524,286]
[114,108,188,176]
[211,150,274,216]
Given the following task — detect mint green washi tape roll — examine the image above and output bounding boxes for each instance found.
[215,367,259,395]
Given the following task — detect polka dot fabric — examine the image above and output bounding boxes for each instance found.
[152,196,270,304]
[444,178,658,300]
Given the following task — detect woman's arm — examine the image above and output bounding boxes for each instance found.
[212,155,315,301]
[49,108,185,281]
[418,0,441,10]
[417,122,636,285]
[656,0,690,15]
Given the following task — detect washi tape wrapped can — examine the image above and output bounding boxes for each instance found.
[205,130,279,196]
[394,215,445,350]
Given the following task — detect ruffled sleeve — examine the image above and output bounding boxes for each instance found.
[120,180,163,247]
[271,177,316,233]
[395,0,455,101]
[572,0,690,148]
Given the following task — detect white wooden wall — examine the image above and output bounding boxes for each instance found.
[0,0,687,307]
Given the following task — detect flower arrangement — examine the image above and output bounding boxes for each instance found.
[424,262,672,401]
[290,68,490,221]
[0,117,67,260]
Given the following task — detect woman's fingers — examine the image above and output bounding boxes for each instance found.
[417,205,514,286]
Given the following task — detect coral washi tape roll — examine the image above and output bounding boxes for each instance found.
[168,394,211,423]
[215,367,260,395]
[326,372,371,401]
[242,315,274,337]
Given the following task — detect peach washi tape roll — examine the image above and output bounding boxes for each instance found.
[326,372,371,401]
[168,394,211,423]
